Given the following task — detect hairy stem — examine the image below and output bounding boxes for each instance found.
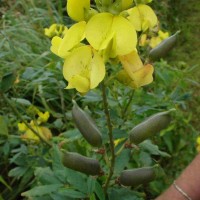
[2,93,52,147]
[101,82,115,194]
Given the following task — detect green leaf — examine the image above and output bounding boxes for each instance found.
[108,188,143,200]
[89,193,96,200]
[35,167,61,185]
[21,184,63,197]
[51,193,74,200]
[66,169,88,193]
[8,167,28,178]
[58,188,87,198]
[11,98,31,106]
[114,149,131,174]
[0,116,8,137]
[139,151,153,166]
[1,72,16,92]
[87,177,96,195]
[95,181,105,200]
[139,140,171,158]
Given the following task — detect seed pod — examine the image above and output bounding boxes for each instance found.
[129,110,173,144]
[149,31,180,61]
[62,151,101,175]
[72,100,102,147]
[119,167,156,187]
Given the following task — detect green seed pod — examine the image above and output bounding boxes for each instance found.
[119,167,156,187]
[149,31,180,61]
[72,100,102,147]
[62,151,101,175]
[129,110,173,144]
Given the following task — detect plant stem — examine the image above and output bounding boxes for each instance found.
[121,90,134,120]
[101,81,115,194]
[1,93,52,147]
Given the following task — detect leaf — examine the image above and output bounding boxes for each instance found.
[51,145,64,171]
[82,90,102,103]
[0,116,8,137]
[58,188,87,198]
[95,181,105,200]
[11,98,31,106]
[108,188,143,200]
[87,177,96,195]
[1,72,16,92]
[139,140,171,157]
[34,167,61,185]
[65,169,88,193]
[8,167,28,178]
[114,149,131,174]
[139,151,153,166]
[50,193,74,200]
[21,184,63,197]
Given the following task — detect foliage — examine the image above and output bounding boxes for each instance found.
[0,0,199,200]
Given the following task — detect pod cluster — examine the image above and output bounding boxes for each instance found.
[62,101,103,176]
[61,100,174,188]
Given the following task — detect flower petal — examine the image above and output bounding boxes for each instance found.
[119,50,143,73]
[67,0,90,22]
[67,74,90,93]
[127,4,157,31]
[128,64,154,88]
[63,46,91,81]
[86,13,137,57]
[119,51,154,88]
[50,36,63,56]
[112,15,137,56]
[86,13,114,51]
[90,49,106,89]
[58,21,86,58]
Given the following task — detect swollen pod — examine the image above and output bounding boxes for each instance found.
[62,151,101,175]
[72,100,102,147]
[129,110,173,144]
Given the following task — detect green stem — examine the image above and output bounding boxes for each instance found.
[1,93,52,147]
[121,90,134,120]
[58,84,68,124]
[101,81,115,194]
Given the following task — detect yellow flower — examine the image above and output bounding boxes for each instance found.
[149,36,162,48]
[20,125,52,142]
[127,4,158,32]
[158,30,169,40]
[37,111,50,124]
[44,24,68,38]
[50,21,86,58]
[149,30,169,48]
[63,45,105,93]
[85,12,137,58]
[114,138,126,147]
[18,122,28,132]
[119,50,154,88]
